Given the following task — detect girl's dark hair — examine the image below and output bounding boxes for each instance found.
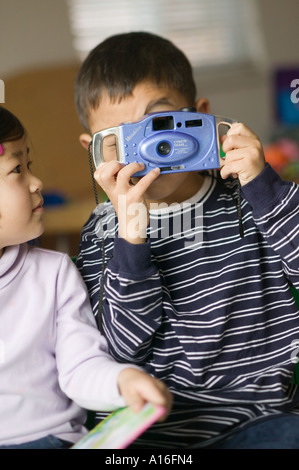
[75,31,196,132]
[0,106,26,145]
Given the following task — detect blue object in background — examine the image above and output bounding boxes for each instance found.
[275,68,299,126]
[42,191,67,207]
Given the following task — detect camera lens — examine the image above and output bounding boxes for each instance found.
[157,141,171,156]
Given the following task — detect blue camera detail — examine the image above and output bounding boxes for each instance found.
[92,110,235,176]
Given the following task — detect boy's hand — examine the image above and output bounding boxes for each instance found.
[94,161,160,244]
[117,368,173,422]
[220,123,266,186]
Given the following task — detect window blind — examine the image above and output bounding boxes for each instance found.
[66,0,264,69]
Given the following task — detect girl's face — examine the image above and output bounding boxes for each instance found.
[0,137,44,256]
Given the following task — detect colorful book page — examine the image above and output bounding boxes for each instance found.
[72,403,165,449]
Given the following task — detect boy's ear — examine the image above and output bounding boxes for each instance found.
[194,97,210,114]
[79,133,92,151]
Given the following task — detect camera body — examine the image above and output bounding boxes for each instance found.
[92,110,235,177]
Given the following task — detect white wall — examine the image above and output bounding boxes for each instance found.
[0,0,77,76]
[0,0,298,143]
[196,0,299,142]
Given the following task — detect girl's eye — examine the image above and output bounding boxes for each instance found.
[12,165,21,174]
[11,161,32,174]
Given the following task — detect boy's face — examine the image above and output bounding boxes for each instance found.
[80,81,210,204]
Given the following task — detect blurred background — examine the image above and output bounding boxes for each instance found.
[1,0,299,255]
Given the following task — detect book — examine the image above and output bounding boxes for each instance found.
[72,403,165,449]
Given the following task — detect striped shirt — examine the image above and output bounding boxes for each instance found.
[77,164,299,448]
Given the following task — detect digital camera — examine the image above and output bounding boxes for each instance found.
[92,109,236,177]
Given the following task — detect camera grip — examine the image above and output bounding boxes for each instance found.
[215,115,238,165]
[92,126,122,168]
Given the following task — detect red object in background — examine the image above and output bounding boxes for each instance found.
[264,144,289,172]
[264,138,299,182]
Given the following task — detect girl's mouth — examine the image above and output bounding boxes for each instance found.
[32,199,44,213]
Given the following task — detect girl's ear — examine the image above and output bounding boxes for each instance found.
[79,133,92,151]
[194,97,210,114]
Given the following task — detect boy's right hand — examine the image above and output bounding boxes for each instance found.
[94,161,160,244]
[117,367,173,422]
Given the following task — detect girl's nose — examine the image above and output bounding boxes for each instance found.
[30,174,43,193]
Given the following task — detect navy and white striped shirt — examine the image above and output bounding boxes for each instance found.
[77,164,299,448]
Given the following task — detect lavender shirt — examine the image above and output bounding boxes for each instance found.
[0,243,130,445]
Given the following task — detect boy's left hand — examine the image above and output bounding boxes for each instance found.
[117,368,173,422]
[220,122,266,186]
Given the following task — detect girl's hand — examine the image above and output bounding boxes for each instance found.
[220,123,266,186]
[117,368,173,421]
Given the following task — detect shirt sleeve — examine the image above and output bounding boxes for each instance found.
[241,163,299,288]
[101,236,165,364]
[54,254,141,411]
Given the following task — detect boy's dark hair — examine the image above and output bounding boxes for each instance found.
[75,31,197,132]
[0,106,25,146]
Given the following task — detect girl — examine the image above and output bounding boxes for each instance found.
[0,106,172,449]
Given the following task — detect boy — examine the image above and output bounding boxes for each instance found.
[75,32,299,448]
